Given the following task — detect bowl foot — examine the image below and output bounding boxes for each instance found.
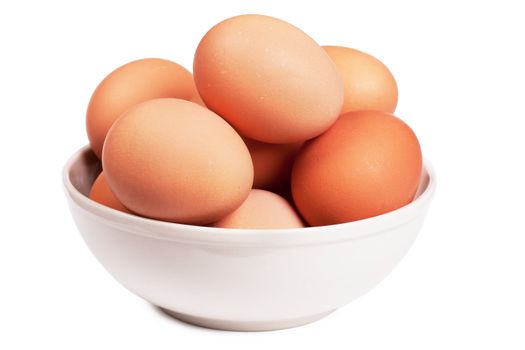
[159,308,335,331]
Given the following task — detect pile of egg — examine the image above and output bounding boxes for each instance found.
[87,14,422,229]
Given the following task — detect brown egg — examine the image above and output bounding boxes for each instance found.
[243,138,303,190]
[189,92,207,107]
[194,15,344,144]
[89,172,130,213]
[323,46,398,114]
[212,189,304,229]
[86,58,197,158]
[102,98,253,225]
[292,110,422,226]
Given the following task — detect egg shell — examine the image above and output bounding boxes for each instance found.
[189,92,207,107]
[292,110,422,226]
[89,172,130,213]
[244,138,303,190]
[102,98,253,225]
[86,58,197,158]
[323,46,398,114]
[194,14,344,144]
[212,189,304,229]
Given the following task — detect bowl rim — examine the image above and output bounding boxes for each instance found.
[63,146,436,247]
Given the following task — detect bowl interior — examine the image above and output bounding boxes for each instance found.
[68,148,101,197]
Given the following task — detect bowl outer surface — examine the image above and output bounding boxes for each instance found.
[63,146,435,323]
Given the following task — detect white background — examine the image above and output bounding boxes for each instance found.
[1,0,524,349]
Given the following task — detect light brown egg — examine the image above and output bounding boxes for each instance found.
[86,58,197,158]
[323,46,398,114]
[243,138,303,190]
[102,98,253,225]
[212,189,304,229]
[89,172,130,213]
[194,14,344,144]
[292,110,422,226]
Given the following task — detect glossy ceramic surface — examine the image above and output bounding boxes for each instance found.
[63,146,435,331]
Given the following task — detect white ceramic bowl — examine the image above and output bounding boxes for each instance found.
[63,146,436,331]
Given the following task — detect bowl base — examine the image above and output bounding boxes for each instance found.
[159,307,335,331]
